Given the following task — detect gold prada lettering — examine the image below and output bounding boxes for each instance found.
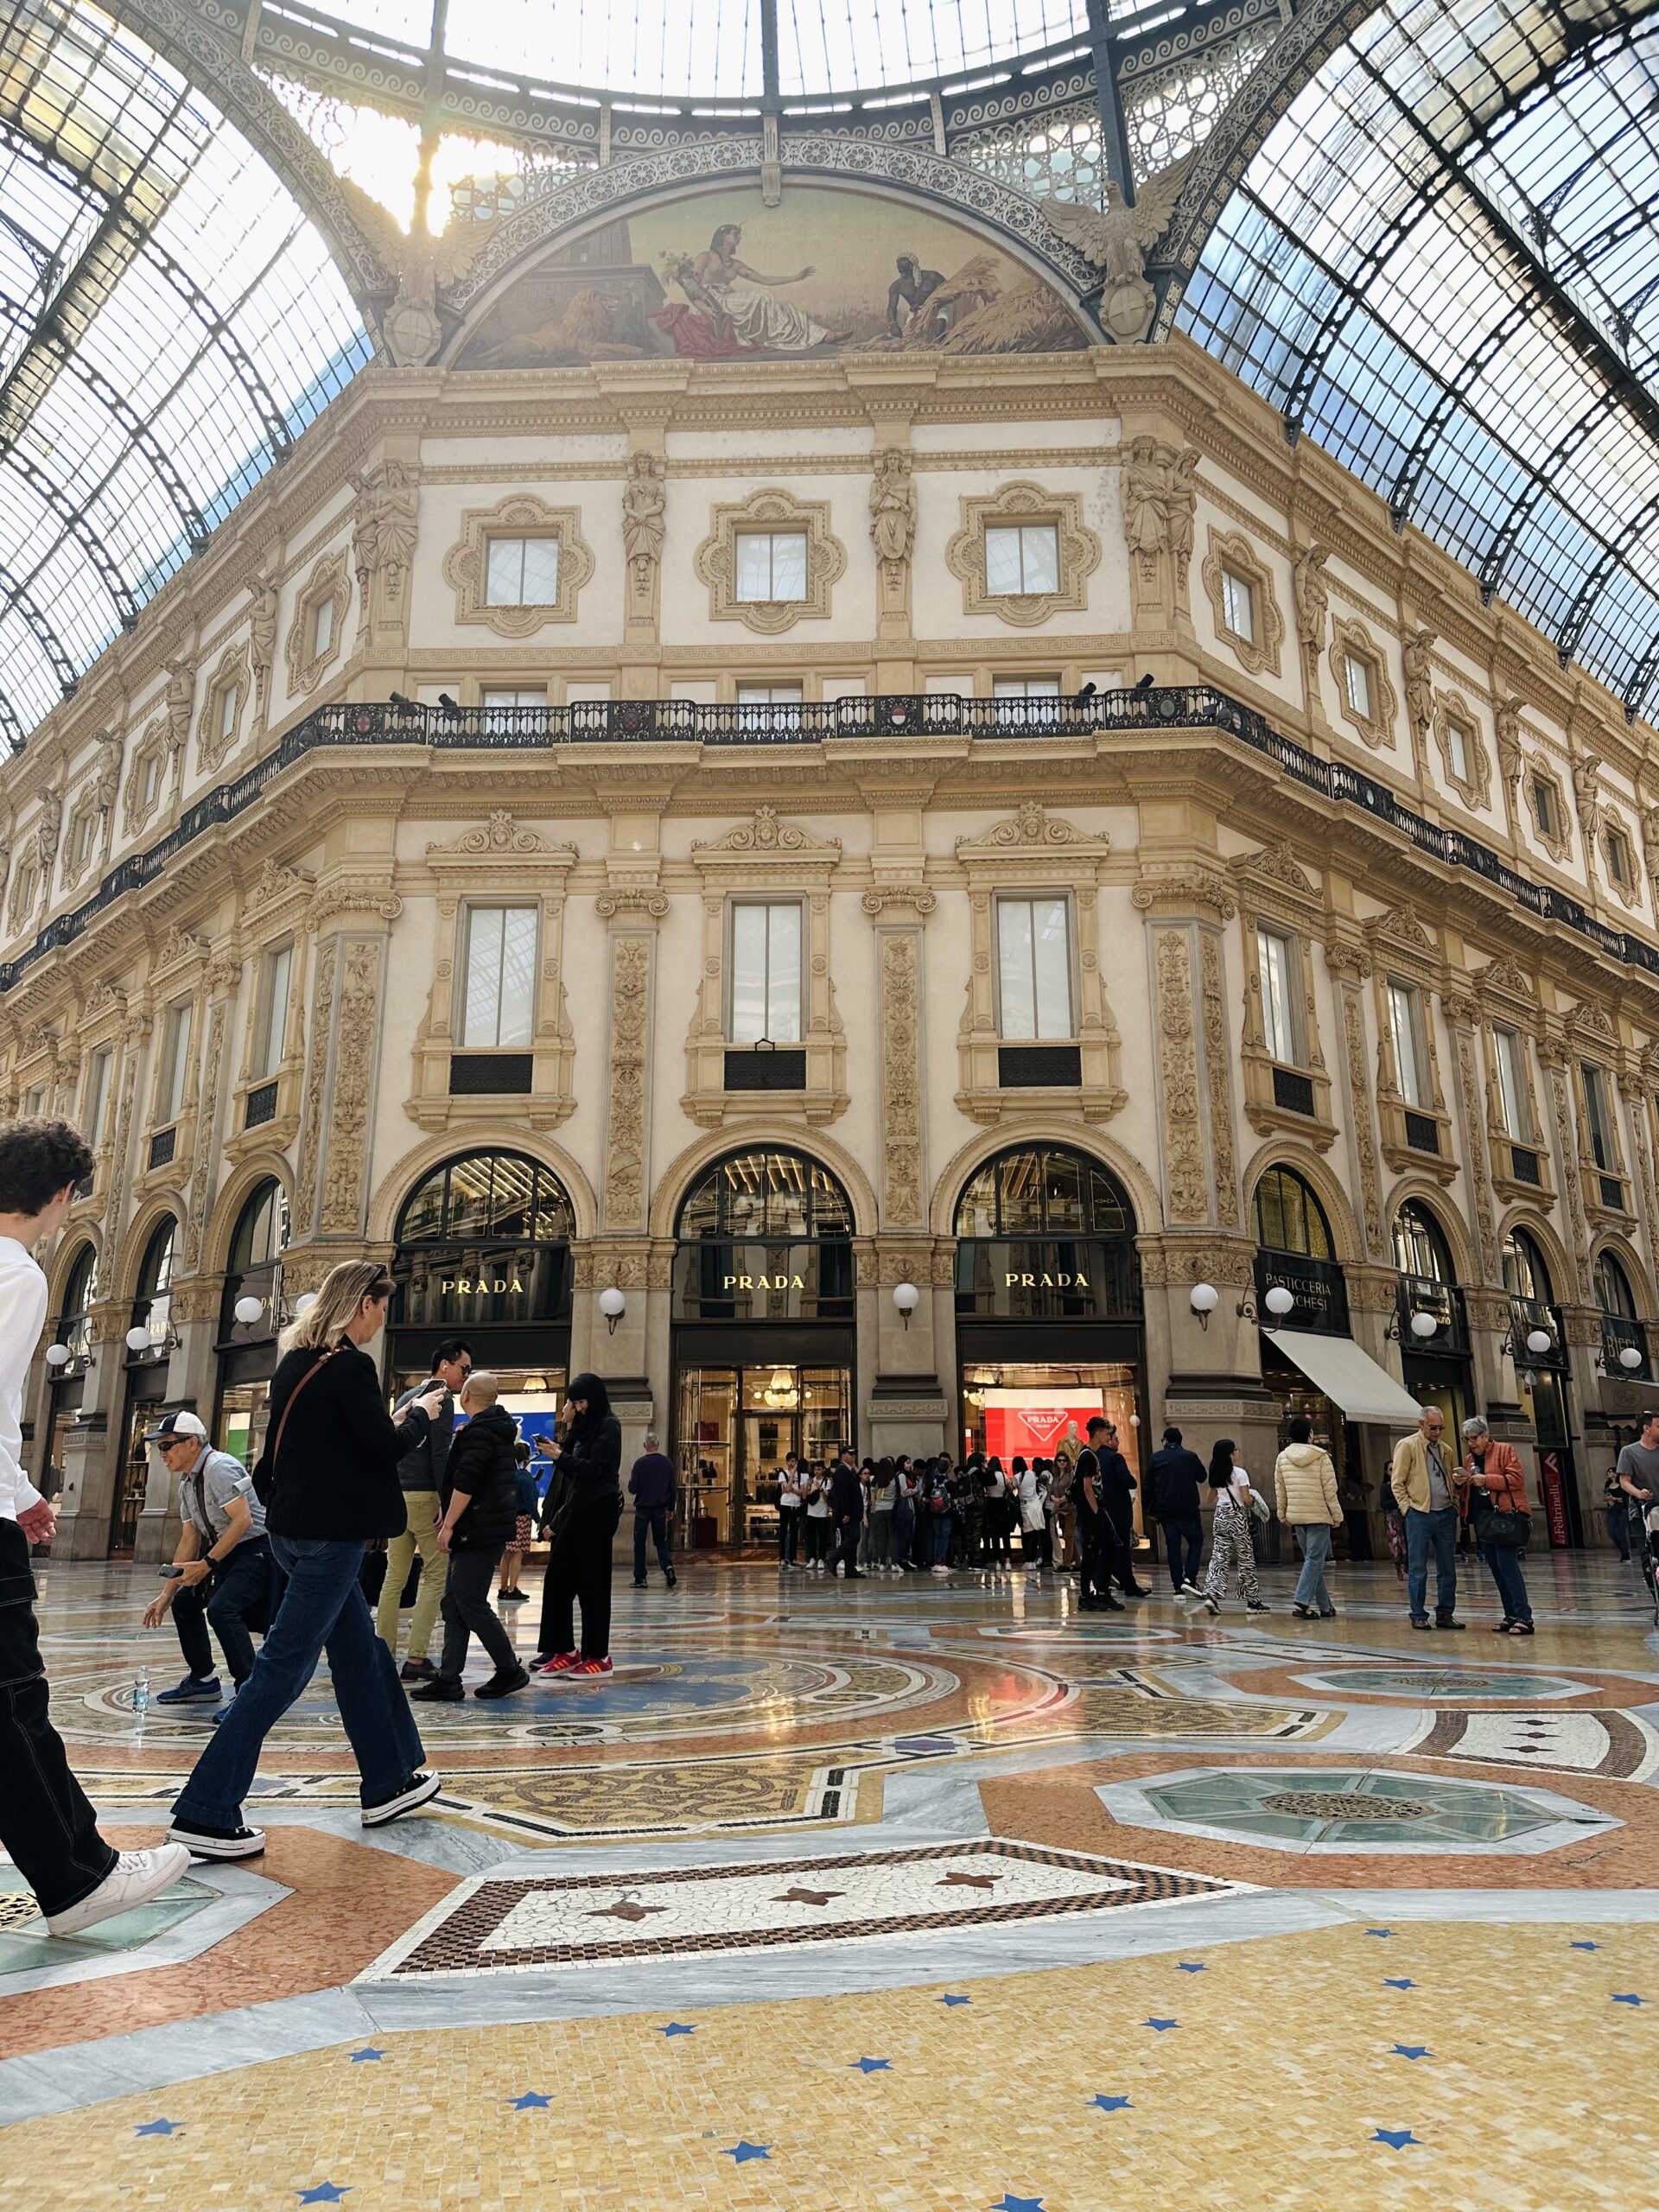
[1003,1270,1090,1288]
[440,1275,527,1296]
[721,1273,807,1290]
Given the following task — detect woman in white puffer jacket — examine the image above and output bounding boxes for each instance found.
[1273,1414,1343,1620]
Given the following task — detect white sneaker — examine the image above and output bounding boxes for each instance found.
[1180,1580,1204,1599]
[46,1843,194,1938]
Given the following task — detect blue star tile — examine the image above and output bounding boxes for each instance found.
[506,2092,552,2109]
[134,2118,182,2136]
[296,2189,353,2205]
[1175,1961,1206,1974]
[1365,1929,1393,1938]
[1383,1979,1415,1991]
[722,2141,771,2164]
[1612,1993,1645,2006]
[660,2023,696,2037]
[1391,2046,1431,2061]
[1570,1941,1600,1952]
[1089,2094,1133,2113]
[940,1993,971,2006]
[347,2048,384,2063]
[991,2196,1046,2211]
[1143,2017,1179,2031]
[850,2056,891,2073]
[1371,2129,1421,2151]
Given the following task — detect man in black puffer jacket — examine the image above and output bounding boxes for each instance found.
[411,1372,529,1703]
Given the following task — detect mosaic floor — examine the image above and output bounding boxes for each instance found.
[5,1547,1659,2209]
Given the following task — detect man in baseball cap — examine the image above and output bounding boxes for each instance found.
[141,1411,273,1717]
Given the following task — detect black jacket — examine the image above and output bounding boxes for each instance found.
[394,1382,455,1494]
[442,1404,521,1550]
[1150,1446,1205,1520]
[261,1339,429,1542]
[830,1462,863,1521]
[563,1410,622,1505]
[1076,1446,1137,1536]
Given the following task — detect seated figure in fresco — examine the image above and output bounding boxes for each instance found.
[654,226,845,356]
[887,252,944,335]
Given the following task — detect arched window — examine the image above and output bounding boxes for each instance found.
[954,1146,1132,1240]
[1502,1229,1554,1305]
[1392,1200,1456,1284]
[397,1150,575,1245]
[52,1243,99,1370]
[673,1149,853,1320]
[219,1180,289,1347]
[952,1145,1140,1322]
[1594,1249,1639,1319]
[1595,1249,1649,1380]
[1253,1166,1333,1258]
[392,1150,575,1329]
[130,1218,176,1358]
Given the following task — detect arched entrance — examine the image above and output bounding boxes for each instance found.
[388,1152,575,1451]
[952,1143,1144,1491]
[113,1218,178,1555]
[1391,1198,1472,1438]
[41,1243,98,1505]
[1503,1225,1579,1546]
[213,1179,289,1462]
[671,1147,855,1549]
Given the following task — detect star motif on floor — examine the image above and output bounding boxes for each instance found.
[722,2141,771,2163]
[939,1994,972,2006]
[1175,1961,1206,1974]
[587,1900,667,1923]
[1570,1941,1600,1951]
[1365,1928,1393,1937]
[133,2118,182,2135]
[1371,2129,1421,2150]
[850,2057,891,2073]
[938,1870,1002,1889]
[1391,2045,1431,2061]
[296,2188,353,2204]
[506,2092,552,2109]
[990,2195,1046,2211]
[347,2049,384,2063]
[1612,1993,1645,2005]
[772,1886,843,1905]
[1143,2018,1179,2031]
[1089,2094,1133,2112]
[1383,1979,1415,1990]
[659,2024,696,2037]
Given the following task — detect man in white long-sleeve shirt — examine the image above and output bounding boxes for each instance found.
[0,1119,190,1936]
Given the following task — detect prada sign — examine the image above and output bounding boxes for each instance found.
[723,1273,807,1291]
[394,1243,570,1327]
[1003,1270,1090,1288]
[439,1274,528,1297]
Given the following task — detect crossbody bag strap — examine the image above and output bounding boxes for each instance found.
[268,1345,339,1469]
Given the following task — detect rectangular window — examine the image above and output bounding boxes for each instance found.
[1446,718,1471,785]
[1532,777,1556,839]
[1582,1061,1615,1171]
[729,900,803,1044]
[254,944,292,1080]
[485,537,560,607]
[217,685,238,741]
[1387,979,1427,1109]
[734,532,808,603]
[1493,1028,1531,1142]
[74,812,95,868]
[158,1002,191,1123]
[1607,829,1631,886]
[142,753,161,806]
[735,683,804,705]
[85,1046,111,1147]
[480,688,548,709]
[1257,926,1300,1065]
[992,676,1062,699]
[996,896,1073,1040]
[312,598,335,658]
[23,1084,44,1119]
[985,523,1060,597]
[1344,652,1373,720]
[1221,569,1255,644]
[461,906,537,1049]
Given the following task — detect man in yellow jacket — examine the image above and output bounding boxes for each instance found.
[1389,1405,1464,1630]
[1273,1416,1343,1618]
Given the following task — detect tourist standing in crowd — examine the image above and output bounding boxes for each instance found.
[1460,1416,1535,1634]
[1389,1405,1463,1630]
[142,1410,274,1719]
[830,1446,865,1579]
[411,1370,529,1701]
[628,1429,677,1590]
[983,1458,1012,1566]
[1094,1420,1149,1598]
[894,1455,918,1569]
[867,1457,899,1571]
[169,1261,447,1859]
[1046,1449,1076,1573]
[926,1457,956,1573]
[777,1452,804,1567]
[376,1336,472,1681]
[0,1120,192,1935]
[804,1461,832,1568]
[1149,1425,1205,1598]
[1201,1440,1268,1614]
[495,1440,537,1603]
[1016,1458,1048,1571]
[1072,1419,1124,1612]
[1273,1416,1342,1620]
[1604,1465,1633,1561]
[534,1374,622,1680]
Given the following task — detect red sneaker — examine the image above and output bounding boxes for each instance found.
[535,1652,578,1675]
[562,1656,613,1681]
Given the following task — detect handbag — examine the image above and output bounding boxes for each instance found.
[251,1346,340,1505]
[1483,1508,1531,1551]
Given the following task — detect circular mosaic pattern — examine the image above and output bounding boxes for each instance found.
[1293,1666,1583,1702]
[1259,1790,1432,1821]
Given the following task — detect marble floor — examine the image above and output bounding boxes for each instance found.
[4,1543,1659,2209]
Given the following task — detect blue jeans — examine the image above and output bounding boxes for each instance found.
[1480,1539,1532,1624]
[172,1535,425,1830]
[1292,1522,1334,1611]
[1608,1504,1632,1561]
[894,1503,915,1565]
[633,1507,671,1580]
[1405,1505,1459,1621]
[929,1512,954,1566]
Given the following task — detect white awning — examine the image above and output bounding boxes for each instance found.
[1262,1329,1422,1426]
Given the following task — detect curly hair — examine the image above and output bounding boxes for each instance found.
[0,1118,94,1217]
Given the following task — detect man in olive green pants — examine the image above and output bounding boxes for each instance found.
[375,1339,471,1679]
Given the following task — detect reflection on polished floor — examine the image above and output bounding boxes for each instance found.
[4,1548,1659,2209]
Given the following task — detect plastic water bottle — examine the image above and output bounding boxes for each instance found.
[133,1668,149,1718]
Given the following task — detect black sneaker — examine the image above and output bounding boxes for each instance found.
[408,1677,464,1702]
[1433,1616,1466,1631]
[167,1820,267,1859]
[497,1589,528,1605]
[664,1567,677,1588]
[474,1666,531,1700]
[361,1771,442,1827]
[400,1658,437,1681]
[632,1578,648,1588]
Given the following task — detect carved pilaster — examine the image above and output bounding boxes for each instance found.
[1338,979,1382,1258]
[1198,928,1238,1230]
[1543,1051,1590,1300]
[318,936,384,1236]
[1447,1007,1499,1285]
[293,937,336,1239]
[603,932,653,1232]
[1153,928,1207,1225]
[877,925,924,1230]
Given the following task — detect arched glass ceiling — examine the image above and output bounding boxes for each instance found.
[1179,0,1659,715]
[0,0,371,749]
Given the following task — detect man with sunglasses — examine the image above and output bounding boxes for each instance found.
[375,1337,473,1679]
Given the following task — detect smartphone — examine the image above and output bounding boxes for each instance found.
[159,1565,184,1580]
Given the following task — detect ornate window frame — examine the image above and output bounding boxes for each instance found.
[195,642,249,772]
[945,480,1101,629]
[1201,527,1283,678]
[1476,955,1554,1205]
[1365,905,1455,1182]
[1232,842,1336,1149]
[1328,616,1397,751]
[60,788,102,893]
[410,811,579,1131]
[683,807,847,1127]
[442,494,595,638]
[7,847,41,935]
[693,488,846,637]
[1433,689,1491,812]
[1602,806,1642,911]
[1526,755,1572,864]
[124,719,169,834]
[1570,1005,1634,1228]
[284,550,352,698]
[954,802,1123,1124]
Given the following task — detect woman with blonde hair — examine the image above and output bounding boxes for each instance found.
[167,1262,448,1861]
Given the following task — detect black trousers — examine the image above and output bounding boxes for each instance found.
[0,1517,118,1916]
[1160,1516,1204,1591]
[1077,1513,1112,1604]
[172,1536,275,1686]
[437,1544,517,1681]
[538,1497,617,1661]
[834,1516,862,1576]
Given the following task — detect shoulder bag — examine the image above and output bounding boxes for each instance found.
[251,1346,340,1506]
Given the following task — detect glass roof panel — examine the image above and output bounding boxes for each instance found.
[0,0,369,749]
